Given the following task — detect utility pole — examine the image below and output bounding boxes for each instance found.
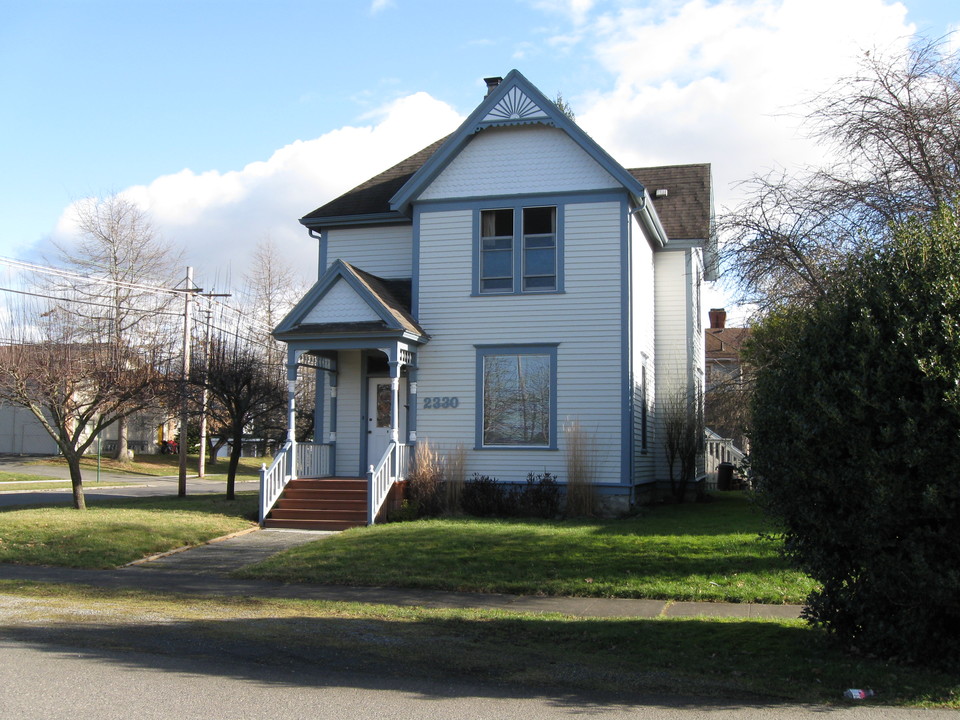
[178,267,196,497]
[198,306,212,478]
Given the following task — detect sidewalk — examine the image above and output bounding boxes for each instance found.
[0,527,804,620]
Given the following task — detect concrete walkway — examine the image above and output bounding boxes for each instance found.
[0,527,804,620]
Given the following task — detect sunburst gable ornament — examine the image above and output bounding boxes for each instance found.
[483,87,550,122]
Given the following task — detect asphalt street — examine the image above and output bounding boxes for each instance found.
[0,454,258,506]
[0,638,948,720]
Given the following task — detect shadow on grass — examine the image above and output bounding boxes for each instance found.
[2,603,956,709]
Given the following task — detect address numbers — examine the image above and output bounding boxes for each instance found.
[422,396,460,409]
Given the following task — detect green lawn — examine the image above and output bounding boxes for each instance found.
[0,494,258,568]
[0,471,66,483]
[239,493,817,604]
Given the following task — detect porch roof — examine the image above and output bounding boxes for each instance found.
[273,259,429,345]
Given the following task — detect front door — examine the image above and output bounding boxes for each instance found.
[367,377,406,469]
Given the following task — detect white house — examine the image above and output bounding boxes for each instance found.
[260,70,714,528]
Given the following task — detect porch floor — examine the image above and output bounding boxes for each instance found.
[263,478,367,531]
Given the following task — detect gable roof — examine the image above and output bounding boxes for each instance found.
[630,164,712,241]
[300,70,712,250]
[273,259,427,341]
[301,136,448,226]
[706,327,751,361]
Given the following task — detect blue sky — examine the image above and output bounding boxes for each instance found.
[1,0,957,310]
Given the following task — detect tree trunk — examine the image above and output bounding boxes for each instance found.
[113,416,130,463]
[226,428,243,501]
[66,452,86,510]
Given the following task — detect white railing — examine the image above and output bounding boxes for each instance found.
[259,441,332,525]
[366,442,409,525]
[297,441,331,479]
[704,429,747,490]
[260,440,293,525]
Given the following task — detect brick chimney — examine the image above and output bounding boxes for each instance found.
[484,77,503,96]
[709,308,727,329]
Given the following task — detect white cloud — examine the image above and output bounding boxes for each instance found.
[530,0,597,26]
[574,0,916,212]
[370,0,395,15]
[51,92,463,289]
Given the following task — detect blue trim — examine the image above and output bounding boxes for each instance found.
[620,195,633,486]
[358,353,379,476]
[274,259,404,336]
[318,229,328,277]
[315,368,325,444]
[412,206,422,317]
[300,212,410,230]
[416,189,625,213]
[474,343,559,451]
[408,366,418,443]
[471,200,567,297]
[389,70,651,217]
[328,359,338,476]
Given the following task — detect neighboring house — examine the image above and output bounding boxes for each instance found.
[262,70,715,526]
[704,308,750,482]
[0,342,176,457]
[0,401,58,455]
[0,401,175,456]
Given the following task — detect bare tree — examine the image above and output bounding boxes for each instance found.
[51,194,182,460]
[238,238,311,450]
[660,384,703,504]
[0,297,175,509]
[722,36,960,312]
[190,334,285,499]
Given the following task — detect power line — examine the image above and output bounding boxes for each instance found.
[0,285,183,317]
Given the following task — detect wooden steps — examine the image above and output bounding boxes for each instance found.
[263,478,367,531]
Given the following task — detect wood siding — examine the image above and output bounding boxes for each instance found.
[333,350,363,476]
[419,126,620,201]
[414,202,626,485]
[325,226,413,279]
[630,216,657,484]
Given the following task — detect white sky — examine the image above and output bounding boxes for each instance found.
[1,0,957,320]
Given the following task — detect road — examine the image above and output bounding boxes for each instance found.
[0,455,258,506]
[0,638,945,720]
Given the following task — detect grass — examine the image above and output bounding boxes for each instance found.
[0,470,68,483]
[0,493,258,568]
[0,470,135,492]
[0,581,956,706]
[239,493,817,604]
[35,453,271,481]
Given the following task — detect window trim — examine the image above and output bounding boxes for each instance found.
[473,203,564,296]
[474,344,559,450]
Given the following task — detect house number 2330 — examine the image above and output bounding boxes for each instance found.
[423,396,460,409]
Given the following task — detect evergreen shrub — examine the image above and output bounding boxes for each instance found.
[748,203,960,666]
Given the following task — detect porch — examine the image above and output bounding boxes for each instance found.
[259,439,411,530]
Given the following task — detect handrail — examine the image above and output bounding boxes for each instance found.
[259,441,332,524]
[366,442,409,525]
[259,440,292,524]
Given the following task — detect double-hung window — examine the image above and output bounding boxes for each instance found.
[479,205,559,294]
[476,344,557,449]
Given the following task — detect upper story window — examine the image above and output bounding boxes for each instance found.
[478,205,559,295]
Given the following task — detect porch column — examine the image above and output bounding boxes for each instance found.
[287,349,302,480]
[388,360,401,445]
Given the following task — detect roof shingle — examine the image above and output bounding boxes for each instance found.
[301,137,712,243]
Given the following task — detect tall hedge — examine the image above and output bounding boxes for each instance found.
[748,203,960,666]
